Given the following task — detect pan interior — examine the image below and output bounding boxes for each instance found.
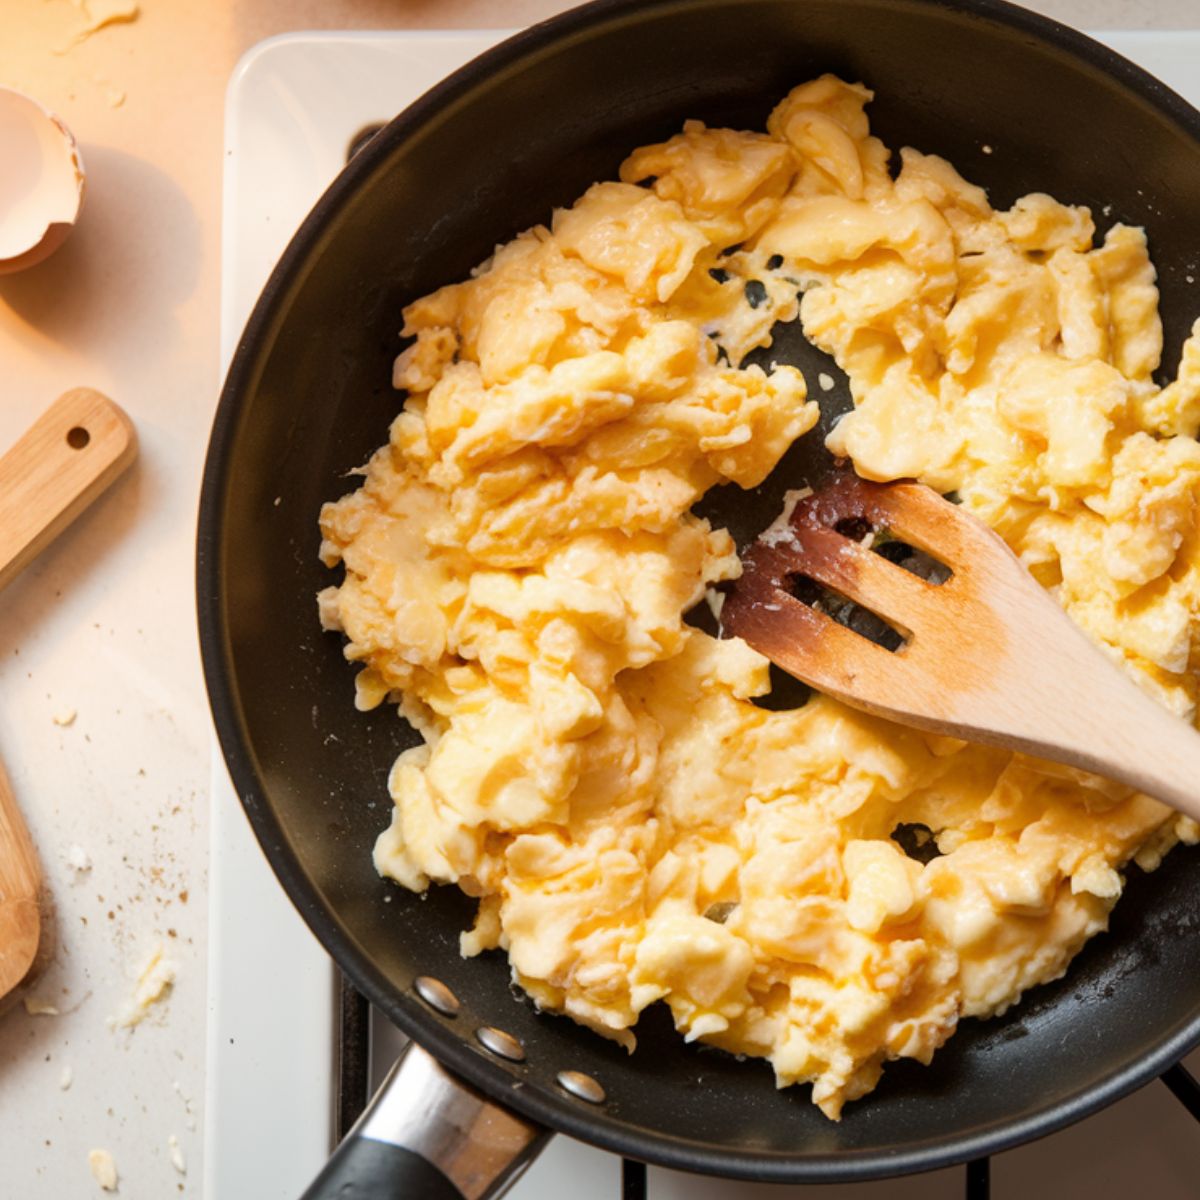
[202,0,1200,1179]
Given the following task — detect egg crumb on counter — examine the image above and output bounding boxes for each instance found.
[110,942,175,1029]
[56,0,139,54]
[318,75,1200,1119]
[87,1147,117,1192]
[63,842,92,877]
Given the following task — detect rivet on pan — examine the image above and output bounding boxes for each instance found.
[414,976,460,1017]
[476,1026,526,1062]
[557,1070,606,1104]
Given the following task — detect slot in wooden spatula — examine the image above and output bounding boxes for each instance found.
[0,387,136,999]
[723,470,1200,824]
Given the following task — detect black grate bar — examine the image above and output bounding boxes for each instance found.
[966,1156,990,1200]
[622,1158,648,1200]
[335,973,372,1140]
[1161,1061,1200,1123]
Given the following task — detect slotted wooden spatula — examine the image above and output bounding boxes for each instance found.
[723,470,1200,823]
[0,387,136,999]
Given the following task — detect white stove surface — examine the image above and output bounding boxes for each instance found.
[210,29,1200,1200]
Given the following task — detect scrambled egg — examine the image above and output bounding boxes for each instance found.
[318,76,1200,1118]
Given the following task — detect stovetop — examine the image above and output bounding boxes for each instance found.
[209,29,1200,1200]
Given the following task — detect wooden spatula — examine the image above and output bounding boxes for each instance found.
[723,470,1200,824]
[0,387,137,999]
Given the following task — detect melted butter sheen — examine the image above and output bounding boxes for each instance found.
[318,76,1200,1119]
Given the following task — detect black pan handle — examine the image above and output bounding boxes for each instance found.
[299,1040,551,1200]
[299,1139,464,1199]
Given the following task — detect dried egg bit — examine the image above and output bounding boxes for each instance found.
[0,86,85,274]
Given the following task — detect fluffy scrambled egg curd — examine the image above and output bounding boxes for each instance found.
[319,76,1200,1118]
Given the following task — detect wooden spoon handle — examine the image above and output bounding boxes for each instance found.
[0,388,137,999]
[0,387,137,592]
[0,760,41,997]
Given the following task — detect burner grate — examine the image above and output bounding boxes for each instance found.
[623,1160,648,1199]
[1162,1062,1200,1124]
[335,977,1200,1197]
[954,1066,1200,1200]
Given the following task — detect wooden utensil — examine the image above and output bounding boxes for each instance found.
[0,387,137,592]
[723,471,1200,824]
[0,387,137,999]
[0,761,42,999]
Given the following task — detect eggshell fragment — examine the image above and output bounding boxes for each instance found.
[0,87,85,274]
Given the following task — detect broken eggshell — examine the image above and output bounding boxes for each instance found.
[0,86,86,274]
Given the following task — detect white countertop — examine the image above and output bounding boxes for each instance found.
[1,2,1199,1197]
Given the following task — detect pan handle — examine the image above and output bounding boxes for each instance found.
[298,1039,551,1200]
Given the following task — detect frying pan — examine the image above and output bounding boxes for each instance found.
[197,0,1200,1194]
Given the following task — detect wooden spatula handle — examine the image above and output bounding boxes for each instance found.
[1047,650,1200,826]
[0,388,137,592]
[952,554,1200,826]
[1134,724,1200,826]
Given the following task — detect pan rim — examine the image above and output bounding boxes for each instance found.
[197,0,1200,1181]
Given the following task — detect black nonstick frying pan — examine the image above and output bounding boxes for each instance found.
[197,0,1200,1194]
